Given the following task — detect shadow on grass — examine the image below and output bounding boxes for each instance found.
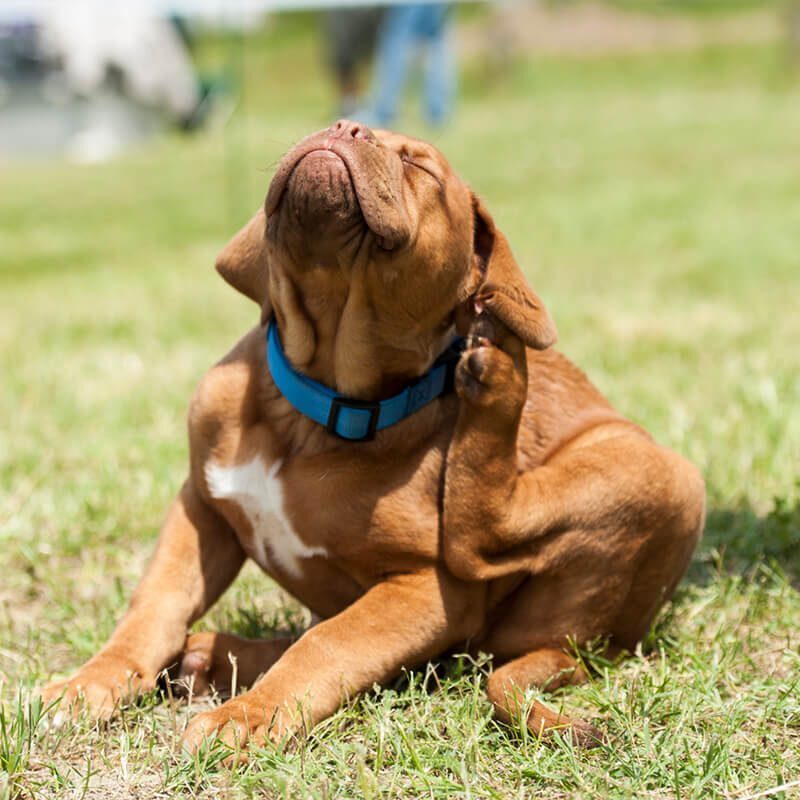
[687,490,800,586]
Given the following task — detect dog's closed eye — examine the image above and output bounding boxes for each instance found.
[401,154,445,192]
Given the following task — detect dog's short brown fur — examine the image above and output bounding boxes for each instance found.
[41,121,705,749]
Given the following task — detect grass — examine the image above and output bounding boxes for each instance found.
[1,7,800,799]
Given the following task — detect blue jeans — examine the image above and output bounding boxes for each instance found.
[370,2,454,127]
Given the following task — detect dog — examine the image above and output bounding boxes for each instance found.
[40,120,705,750]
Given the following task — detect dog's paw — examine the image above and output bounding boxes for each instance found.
[456,312,527,417]
[38,655,154,724]
[181,694,294,759]
[174,632,292,699]
[174,632,235,697]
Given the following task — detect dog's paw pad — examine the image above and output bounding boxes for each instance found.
[464,346,492,383]
[455,342,523,412]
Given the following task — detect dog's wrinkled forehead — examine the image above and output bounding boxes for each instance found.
[375,129,448,162]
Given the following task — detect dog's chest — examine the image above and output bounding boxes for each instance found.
[204,456,328,579]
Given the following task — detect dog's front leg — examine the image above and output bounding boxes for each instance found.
[40,479,245,720]
[182,568,481,753]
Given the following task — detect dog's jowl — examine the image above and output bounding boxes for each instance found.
[40,120,705,751]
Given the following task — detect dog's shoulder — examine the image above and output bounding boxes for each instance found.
[190,328,262,422]
[186,328,269,471]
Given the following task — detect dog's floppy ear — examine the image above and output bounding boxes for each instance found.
[215,207,272,324]
[469,194,557,350]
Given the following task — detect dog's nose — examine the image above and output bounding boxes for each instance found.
[329,119,375,142]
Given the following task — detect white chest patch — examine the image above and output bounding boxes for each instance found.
[205,456,327,580]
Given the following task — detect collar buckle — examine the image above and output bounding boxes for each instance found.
[326,396,381,442]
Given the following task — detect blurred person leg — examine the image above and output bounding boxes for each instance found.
[370,3,454,128]
[324,7,383,119]
[789,0,800,62]
[371,3,419,126]
[420,3,454,126]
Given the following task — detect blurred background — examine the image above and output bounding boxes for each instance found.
[1,2,800,794]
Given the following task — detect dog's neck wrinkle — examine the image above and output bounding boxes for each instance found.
[275,316,439,402]
[308,339,433,401]
[283,277,404,399]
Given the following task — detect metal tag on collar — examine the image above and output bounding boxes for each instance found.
[326,397,381,442]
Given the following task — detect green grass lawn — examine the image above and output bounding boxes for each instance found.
[1,10,800,799]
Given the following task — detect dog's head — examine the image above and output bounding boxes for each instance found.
[216,121,556,398]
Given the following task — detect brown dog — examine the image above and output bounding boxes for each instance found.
[41,121,705,750]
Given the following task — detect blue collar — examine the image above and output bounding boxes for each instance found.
[266,320,464,442]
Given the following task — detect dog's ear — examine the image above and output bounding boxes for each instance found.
[469,194,557,350]
[215,208,272,324]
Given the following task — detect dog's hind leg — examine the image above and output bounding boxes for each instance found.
[486,648,601,746]
[176,632,292,696]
